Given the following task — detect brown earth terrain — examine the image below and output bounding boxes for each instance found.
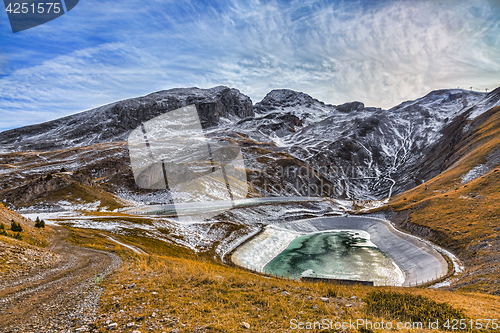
[0,225,121,333]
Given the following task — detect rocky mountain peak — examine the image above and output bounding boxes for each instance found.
[335,101,365,113]
[254,89,329,113]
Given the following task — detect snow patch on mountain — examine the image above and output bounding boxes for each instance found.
[2,86,500,203]
[467,87,500,119]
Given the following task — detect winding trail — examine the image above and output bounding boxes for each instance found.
[0,227,121,333]
[105,235,148,255]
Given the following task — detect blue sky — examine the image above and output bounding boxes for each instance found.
[1,0,499,131]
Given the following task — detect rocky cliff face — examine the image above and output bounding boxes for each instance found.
[0,86,253,151]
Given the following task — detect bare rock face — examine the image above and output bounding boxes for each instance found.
[336,101,365,113]
[195,87,254,126]
[254,89,328,112]
[0,86,253,151]
[3,172,93,205]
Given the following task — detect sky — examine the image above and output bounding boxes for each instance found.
[0,0,499,131]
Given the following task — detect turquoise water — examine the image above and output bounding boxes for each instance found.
[263,231,402,286]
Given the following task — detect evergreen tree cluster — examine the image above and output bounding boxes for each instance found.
[0,221,25,239]
[35,217,45,228]
[11,220,23,232]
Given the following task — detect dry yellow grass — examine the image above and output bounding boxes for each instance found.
[63,227,500,332]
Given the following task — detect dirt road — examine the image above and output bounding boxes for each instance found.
[0,226,121,333]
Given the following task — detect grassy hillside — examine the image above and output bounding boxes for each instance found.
[0,203,58,285]
[67,227,500,332]
[376,106,500,294]
[0,202,50,247]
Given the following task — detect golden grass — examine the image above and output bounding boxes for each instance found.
[0,203,53,278]
[95,254,500,332]
[99,254,368,332]
[62,227,500,332]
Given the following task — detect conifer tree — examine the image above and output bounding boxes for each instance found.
[11,220,23,232]
[35,217,45,228]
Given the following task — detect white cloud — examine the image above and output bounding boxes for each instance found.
[0,0,499,131]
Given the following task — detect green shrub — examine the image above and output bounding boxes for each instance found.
[35,217,45,228]
[13,232,22,240]
[0,223,6,236]
[365,291,467,325]
[11,220,23,232]
[45,173,53,181]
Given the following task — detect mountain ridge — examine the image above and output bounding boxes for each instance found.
[0,86,253,151]
[1,85,500,203]
[2,86,498,152]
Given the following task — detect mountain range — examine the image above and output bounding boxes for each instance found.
[1,85,499,207]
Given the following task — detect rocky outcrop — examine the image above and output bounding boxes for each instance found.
[254,89,330,112]
[2,172,93,205]
[335,101,365,113]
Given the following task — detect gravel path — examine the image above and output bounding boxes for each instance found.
[0,227,121,333]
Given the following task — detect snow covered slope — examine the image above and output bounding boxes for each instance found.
[1,86,499,205]
[219,88,500,200]
[0,86,253,151]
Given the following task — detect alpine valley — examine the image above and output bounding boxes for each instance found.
[1,86,500,332]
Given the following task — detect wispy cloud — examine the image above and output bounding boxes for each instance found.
[1,0,499,131]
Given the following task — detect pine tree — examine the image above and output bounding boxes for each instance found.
[0,223,6,236]
[35,217,45,228]
[11,220,23,232]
